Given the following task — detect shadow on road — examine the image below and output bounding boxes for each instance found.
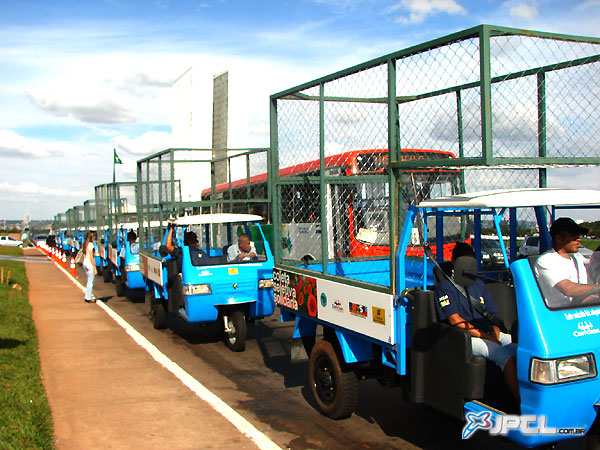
[0,338,24,349]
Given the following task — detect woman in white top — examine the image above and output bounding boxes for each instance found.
[82,231,98,303]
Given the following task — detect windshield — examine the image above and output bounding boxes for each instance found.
[355,209,389,246]
[354,183,389,246]
[352,175,460,249]
[481,239,502,251]
[185,222,268,266]
[532,250,600,310]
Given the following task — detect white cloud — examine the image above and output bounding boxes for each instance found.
[0,181,87,198]
[0,129,63,159]
[112,131,174,180]
[390,0,466,23]
[114,131,173,156]
[509,2,538,20]
[576,0,600,11]
[28,94,138,125]
[118,72,173,98]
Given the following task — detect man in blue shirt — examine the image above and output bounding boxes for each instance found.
[435,242,519,403]
[119,230,139,259]
[165,226,210,269]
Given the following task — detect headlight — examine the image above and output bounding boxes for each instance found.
[530,354,596,385]
[125,264,140,272]
[183,284,212,295]
[482,253,490,260]
[259,279,273,289]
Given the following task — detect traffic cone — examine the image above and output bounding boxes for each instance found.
[62,252,67,268]
[69,257,77,276]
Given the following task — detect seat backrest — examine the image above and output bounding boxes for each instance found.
[411,290,438,332]
[528,254,540,265]
[211,255,227,265]
[486,282,517,333]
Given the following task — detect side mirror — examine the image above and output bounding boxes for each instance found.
[158,245,169,257]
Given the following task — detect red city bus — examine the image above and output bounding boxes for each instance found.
[202,148,460,261]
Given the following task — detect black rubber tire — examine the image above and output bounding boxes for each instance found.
[102,266,112,283]
[149,291,167,330]
[115,275,125,297]
[308,339,359,419]
[224,310,246,352]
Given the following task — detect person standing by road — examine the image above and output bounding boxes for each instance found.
[82,231,98,303]
[21,227,34,247]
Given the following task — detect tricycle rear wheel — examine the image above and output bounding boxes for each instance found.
[102,266,112,283]
[148,291,167,330]
[115,275,125,297]
[308,339,359,419]
[224,310,246,352]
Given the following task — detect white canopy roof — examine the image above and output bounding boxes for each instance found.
[418,188,600,209]
[174,213,263,226]
[116,221,161,230]
[118,222,139,230]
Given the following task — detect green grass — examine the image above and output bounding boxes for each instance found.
[0,246,26,257]
[581,239,600,251]
[0,247,54,449]
[514,238,599,251]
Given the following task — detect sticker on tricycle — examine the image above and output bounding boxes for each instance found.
[140,253,163,286]
[273,269,317,317]
[274,268,395,344]
[108,246,119,267]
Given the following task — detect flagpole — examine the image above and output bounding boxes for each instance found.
[113,148,116,184]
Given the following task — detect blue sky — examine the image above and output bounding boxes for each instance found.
[1,0,600,220]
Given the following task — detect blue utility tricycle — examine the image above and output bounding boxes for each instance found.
[97,227,113,282]
[57,229,72,254]
[275,188,600,448]
[140,213,274,352]
[108,222,144,297]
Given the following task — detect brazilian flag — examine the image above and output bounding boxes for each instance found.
[114,149,123,164]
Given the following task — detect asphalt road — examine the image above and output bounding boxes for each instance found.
[77,269,587,450]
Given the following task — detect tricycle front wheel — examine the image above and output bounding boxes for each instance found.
[224,310,246,352]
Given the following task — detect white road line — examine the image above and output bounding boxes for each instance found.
[51,259,281,450]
